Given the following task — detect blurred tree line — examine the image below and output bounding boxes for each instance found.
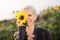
[0,5,60,40]
[0,19,18,40]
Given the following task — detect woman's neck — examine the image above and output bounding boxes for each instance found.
[27,23,35,28]
[26,23,35,40]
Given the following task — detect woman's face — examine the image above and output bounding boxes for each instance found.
[24,9,37,24]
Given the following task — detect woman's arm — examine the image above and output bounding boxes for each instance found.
[14,26,26,40]
[19,26,26,40]
[44,29,52,40]
[36,28,52,40]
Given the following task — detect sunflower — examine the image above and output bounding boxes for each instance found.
[57,5,60,10]
[15,10,28,26]
[49,7,56,13]
[43,9,47,15]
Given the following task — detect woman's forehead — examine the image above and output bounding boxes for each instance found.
[24,9,33,15]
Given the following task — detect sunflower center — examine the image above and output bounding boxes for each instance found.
[19,15,24,20]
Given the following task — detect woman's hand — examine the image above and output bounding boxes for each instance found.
[16,22,24,27]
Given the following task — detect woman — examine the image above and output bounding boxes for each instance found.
[14,6,52,40]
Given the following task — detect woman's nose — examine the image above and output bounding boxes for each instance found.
[27,17,31,20]
[27,18,32,22]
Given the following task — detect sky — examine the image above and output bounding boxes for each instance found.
[0,0,60,20]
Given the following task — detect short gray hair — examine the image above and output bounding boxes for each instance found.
[24,6,36,15]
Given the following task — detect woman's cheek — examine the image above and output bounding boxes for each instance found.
[27,18,32,23]
[29,19,32,22]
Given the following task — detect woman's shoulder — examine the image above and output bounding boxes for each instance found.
[35,26,50,33]
[35,26,52,40]
[34,26,51,36]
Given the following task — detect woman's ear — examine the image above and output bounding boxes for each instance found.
[34,15,37,21]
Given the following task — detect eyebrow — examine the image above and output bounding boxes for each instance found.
[28,14,32,16]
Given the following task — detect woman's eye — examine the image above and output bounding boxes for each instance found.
[28,15,32,16]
